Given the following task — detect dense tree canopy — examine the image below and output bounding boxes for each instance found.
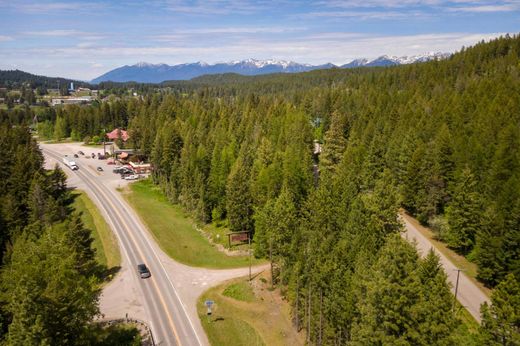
[1,34,519,344]
[0,121,100,344]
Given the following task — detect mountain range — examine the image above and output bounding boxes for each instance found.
[91,53,450,84]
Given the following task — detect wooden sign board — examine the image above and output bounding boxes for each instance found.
[227,231,250,247]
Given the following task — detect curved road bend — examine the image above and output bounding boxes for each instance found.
[43,147,202,346]
[401,215,490,322]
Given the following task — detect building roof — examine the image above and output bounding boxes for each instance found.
[106,128,129,141]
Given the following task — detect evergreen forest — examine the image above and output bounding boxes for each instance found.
[0,121,105,344]
[1,35,519,345]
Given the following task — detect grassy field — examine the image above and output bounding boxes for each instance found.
[198,273,303,346]
[222,281,256,302]
[123,179,264,268]
[402,213,492,298]
[72,191,121,271]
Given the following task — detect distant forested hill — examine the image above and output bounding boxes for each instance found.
[0,69,92,89]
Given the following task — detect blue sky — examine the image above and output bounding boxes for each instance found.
[0,0,518,80]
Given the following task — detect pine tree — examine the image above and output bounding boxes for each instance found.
[412,249,457,345]
[63,214,97,276]
[350,235,421,345]
[48,165,68,202]
[319,111,347,177]
[480,274,520,345]
[3,228,99,345]
[226,157,253,233]
[444,168,482,254]
[53,116,67,141]
[27,172,50,226]
[401,141,428,217]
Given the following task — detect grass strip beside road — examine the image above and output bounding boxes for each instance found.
[222,281,256,302]
[197,273,304,346]
[73,191,121,269]
[123,179,263,269]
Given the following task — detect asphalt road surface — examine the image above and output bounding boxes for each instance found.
[401,214,491,322]
[42,146,202,346]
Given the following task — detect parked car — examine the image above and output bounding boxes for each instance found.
[124,174,139,180]
[137,264,151,279]
[73,154,79,158]
[78,151,84,155]
[120,171,134,179]
[114,167,133,174]
[96,167,103,172]
[91,153,95,158]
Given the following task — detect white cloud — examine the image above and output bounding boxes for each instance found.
[2,31,507,80]
[176,26,304,34]
[300,10,424,20]
[160,0,269,15]
[9,1,106,14]
[449,4,519,12]
[152,26,306,42]
[24,30,91,37]
[315,0,443,8]
[0,35,13,41]
[21,30,106,42]
[313,0,520,15]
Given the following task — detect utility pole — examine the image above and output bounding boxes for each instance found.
[307,283,312,344]
[453,268,463,313]
[248,232,252,281]
[295,277,300,331]
[269,236,273,288]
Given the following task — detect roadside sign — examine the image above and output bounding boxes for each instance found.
[205,300,214,316]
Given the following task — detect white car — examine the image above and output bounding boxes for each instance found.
[124,174,139,180]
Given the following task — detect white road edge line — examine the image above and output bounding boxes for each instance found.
[111,188,203,346]
[41,147,161,340]
[51,145,202,345]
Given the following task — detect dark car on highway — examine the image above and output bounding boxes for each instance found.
[137,264,151,279]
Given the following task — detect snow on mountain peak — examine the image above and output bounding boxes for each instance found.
[93,53,451,84]
[133,62,167,68]
[393,52,450,64]
[228,59,304,69]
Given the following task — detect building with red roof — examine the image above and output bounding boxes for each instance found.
[106,128,129,142]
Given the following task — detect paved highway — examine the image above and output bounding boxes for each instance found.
[42,146,202,346]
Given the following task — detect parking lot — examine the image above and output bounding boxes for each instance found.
[40,141,148,190]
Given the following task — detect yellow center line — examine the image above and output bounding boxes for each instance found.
[43,147,183,345]
[85,173,183,346]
